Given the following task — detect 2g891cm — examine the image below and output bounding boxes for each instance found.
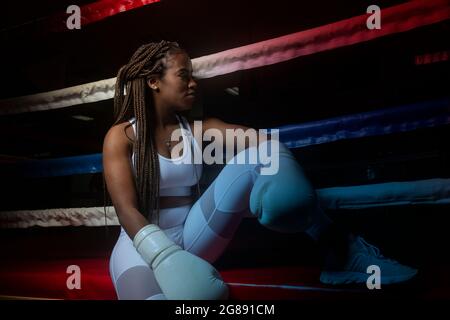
[218,304,275,315]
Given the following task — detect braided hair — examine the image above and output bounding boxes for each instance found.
[103,40,187,226]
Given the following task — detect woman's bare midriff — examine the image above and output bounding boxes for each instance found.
[159,196,195,209]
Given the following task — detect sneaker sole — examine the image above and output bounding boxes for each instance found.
[320,270,418,285]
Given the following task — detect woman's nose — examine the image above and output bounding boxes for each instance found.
[188,77,197,90]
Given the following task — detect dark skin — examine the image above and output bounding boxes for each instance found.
[103,52,267,240]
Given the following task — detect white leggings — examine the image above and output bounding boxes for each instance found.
[109,147,318,300]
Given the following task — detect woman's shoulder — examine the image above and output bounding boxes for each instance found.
[104,120,136,150]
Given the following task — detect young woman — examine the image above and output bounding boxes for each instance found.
[102,40,417,300]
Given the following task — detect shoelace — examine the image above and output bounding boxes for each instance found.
[357,237,400,265]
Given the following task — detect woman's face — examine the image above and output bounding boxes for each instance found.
[151,52,197,112]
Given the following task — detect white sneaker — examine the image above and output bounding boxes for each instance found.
[320,236,418,285]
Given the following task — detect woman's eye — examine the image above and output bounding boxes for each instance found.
[181,74,195,81]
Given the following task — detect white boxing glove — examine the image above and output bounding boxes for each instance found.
[133,224,229,300]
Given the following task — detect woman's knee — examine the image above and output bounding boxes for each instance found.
[249,143,317,233]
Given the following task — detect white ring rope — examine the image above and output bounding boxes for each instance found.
[1,178,449,229]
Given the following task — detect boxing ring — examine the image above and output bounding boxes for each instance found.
[0,0,449,300]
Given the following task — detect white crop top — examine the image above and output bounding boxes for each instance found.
[129,115,203,197]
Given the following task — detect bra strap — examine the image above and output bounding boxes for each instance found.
[176,114,201,197]
[176,114,190,132]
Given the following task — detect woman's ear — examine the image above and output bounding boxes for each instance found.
[147,77,160,92]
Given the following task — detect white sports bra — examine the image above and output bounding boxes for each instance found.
[129,115,203,197]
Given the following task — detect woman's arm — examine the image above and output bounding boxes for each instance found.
[202,117,269,153]
[102,124,149,239]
